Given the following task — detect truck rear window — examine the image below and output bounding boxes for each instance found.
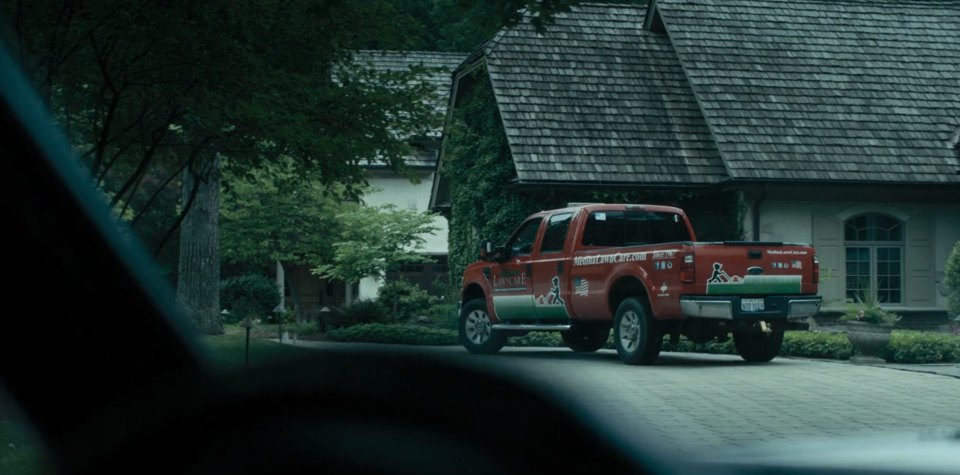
[581,211,690,247]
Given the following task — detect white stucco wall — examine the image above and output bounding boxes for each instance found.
[755,200,960,311]
[357,170,449,300]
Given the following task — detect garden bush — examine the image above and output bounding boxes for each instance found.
[508,332,563,347]
[945,241,960,318]
[328,323,457,345]
[427,302,459,329]
[781,331,855,360]
[377,278,438,321]
[219,274,279,324]
[885,331,960,363]
[326,299,390,329]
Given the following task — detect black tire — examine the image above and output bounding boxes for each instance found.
[733,330,784,362]
[613,298,662,365]
[561,323,610,352]
[458,298,507,354]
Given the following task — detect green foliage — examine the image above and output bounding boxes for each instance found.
[328,323,458,346]
[5,0,444,259]
[428,302,460,329]
[378,278,439,321]
[885,332,960,364]
[781,332,856,360]
[313,205,439,284]
[944,241,960,317]
[443,69,539,282]
[327,300,391,329]
[220,159,347,269]
[841,285,900,325]
[219,274,279,323]
[508,332,564,347]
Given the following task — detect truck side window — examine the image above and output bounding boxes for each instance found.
[506,218,543,256]
[583,211,691,248]
[540,212,573,253]
[582,211,625,247]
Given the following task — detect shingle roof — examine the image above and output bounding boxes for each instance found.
[484,4,729,185]
[656,0,960,183]
[354,51,466,167]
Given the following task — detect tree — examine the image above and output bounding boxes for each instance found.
[220,158,347,319]
[4,0,444,333]
[313,205,438,304]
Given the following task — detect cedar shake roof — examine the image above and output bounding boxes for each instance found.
[484,4,728,185]
[354,51,466,168]
[655,0,960,183]
[450,1,960,186]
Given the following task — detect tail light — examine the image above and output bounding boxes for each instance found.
[680,253,695,283]
[812,254,820,284]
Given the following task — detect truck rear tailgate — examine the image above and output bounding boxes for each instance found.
[692,242,817,296]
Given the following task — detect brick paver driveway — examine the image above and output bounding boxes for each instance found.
[480,349,960,452]
[296,341,960,454]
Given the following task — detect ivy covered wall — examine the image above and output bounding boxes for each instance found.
[441,65,745,283]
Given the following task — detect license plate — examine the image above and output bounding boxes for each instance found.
[741,298,765,312]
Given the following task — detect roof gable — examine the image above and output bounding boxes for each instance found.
[656,0,960,183]
[482,3,728,185]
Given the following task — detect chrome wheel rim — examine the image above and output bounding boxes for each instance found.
[465,309,492,345]
[619,310,641,352]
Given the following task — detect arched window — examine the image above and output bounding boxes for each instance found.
[844,214,903,304]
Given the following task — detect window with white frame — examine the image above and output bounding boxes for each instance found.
[844,213,903,304]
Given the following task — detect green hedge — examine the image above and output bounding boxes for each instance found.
[324,324,960,363]
[885,331,960,364]
[328,324,458,346]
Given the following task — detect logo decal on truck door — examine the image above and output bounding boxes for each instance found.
[535,276,565,306]
[706,262,802,295]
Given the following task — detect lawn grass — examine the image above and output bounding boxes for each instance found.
[201,330,312,369]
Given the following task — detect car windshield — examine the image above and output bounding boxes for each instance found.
[2,1,960,474]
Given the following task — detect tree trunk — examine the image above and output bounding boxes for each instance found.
[176,152,222,335]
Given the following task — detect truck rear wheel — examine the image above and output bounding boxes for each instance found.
[733,330,784,362]
[560,323,610,352]
[613,298,661,365]
[459,298,506,354]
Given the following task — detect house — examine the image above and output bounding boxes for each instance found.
[353,51,465,300]
[278,50,465,315]
[431,0,960,321]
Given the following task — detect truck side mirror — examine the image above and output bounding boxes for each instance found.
[479,240,494,261]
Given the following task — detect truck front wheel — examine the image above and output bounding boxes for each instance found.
[459,298,507,354]
[613,298,662,365]
[733,330,784,362]
[561,323,610,352]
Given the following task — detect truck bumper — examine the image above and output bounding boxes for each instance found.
[680,295,821,320]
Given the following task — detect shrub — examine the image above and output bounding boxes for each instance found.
[427,302,459,329]
[781,331,855,360]
[508,332,563,347]
[220,274,280,324]
[377,278,438,321]
[885,331,960,363]
[945,241,960,318]
[326,299,389,329]
[327,323,457,345]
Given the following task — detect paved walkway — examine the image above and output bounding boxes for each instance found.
[282,340,960,454]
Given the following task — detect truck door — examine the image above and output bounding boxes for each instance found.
[531,212,574,322]
[490,217,542,321]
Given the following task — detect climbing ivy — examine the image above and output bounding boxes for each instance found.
[443,68,538,282]
[442,66,745,282]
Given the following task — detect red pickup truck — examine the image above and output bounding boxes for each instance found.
[458,204,821,364]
